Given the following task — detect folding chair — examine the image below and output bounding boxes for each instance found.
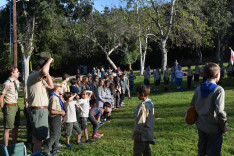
[0,142,48,156]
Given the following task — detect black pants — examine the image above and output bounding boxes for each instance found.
[187,76,193,89]
[44,115,61,153]
[133,141,151,156]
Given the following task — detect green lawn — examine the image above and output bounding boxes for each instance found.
[0,74,233,156]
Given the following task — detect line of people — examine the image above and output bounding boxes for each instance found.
[0,57,138,155]
[143,62,233,92]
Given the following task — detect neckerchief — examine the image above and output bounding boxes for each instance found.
[200,80,218,98]
[51,92,64,110]
[8,77,18,93]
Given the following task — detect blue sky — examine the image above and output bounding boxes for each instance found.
[0,0,127,11]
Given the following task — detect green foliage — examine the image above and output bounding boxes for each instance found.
[0,43,11,71]
[171,0,213,49]
[120,43,139,66]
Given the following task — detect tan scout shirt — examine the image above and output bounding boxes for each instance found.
[61,81,70,95]
[49,94,62,117]
[133,99,154,141]
[1,79,19,104]
[163,69,170,78]
[27,71,49,107]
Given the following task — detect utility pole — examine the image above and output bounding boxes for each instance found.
[9,2,13,65]
[13,0,17,67]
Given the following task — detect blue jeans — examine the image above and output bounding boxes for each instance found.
[129,80,134,91]
[171,74,176,86]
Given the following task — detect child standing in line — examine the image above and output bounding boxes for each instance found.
[170,64,176,86]
[124,71,131,99]
[44,81,66,155]
[120,75,126,106]
[63,92,82,147]
[114,77,122,108]
[189,62,227,156]
[226,63,232,86]
[175,65,183,91]
[194,65,201,88]
[96,79,106,108]
[163,66,170,91]
[61,73,70,95]
[128,70,136,91]
[187,66,193,90]
[219,62,225,85]
[103,80,113,121]
[70,78,80,95]
[153,68,161,92]
[133,85,154,156]
[77,90,94,143]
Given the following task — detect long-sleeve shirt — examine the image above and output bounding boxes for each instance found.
[190,83,227,134]
[103,87,112,103]
[96,87,106,108]
[132,99,154,141]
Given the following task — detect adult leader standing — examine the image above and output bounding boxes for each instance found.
[27,57,54,152]
[0,66,20,146]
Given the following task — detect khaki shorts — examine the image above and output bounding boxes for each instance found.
[29,109,49,140]
[64,122,81,137]
[80,117,88,130]
[3,105,20,129]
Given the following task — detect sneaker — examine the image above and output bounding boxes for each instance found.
[92,134,101,139]
[77,142,83,145]
[128,97,131,99]
[98,122,104,125]
[96,133,103,137]
[66,144,73,147]
[85,139,94,144]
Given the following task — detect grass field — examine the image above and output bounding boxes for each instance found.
[0,74,233,156]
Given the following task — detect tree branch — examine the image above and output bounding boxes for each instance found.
[151,0,164,38]
[164,0,176,41]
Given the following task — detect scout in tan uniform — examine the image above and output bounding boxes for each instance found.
[44,81,65,155]
[133,85,154,156]
[61,73,70,95]
[163,66,170,91]
[187,66,194,89]
[0,66,20,146]
[27,58,54,152]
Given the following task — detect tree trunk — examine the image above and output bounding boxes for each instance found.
[23,55,31,86]
[106,55,117,70]
[139,39,144,76]
[161,40,167,71]
[198,48,203,64]
[129,63,132,70]
[216,37,221,62]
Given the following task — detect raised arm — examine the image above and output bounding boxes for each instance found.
[40,58,54,89]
